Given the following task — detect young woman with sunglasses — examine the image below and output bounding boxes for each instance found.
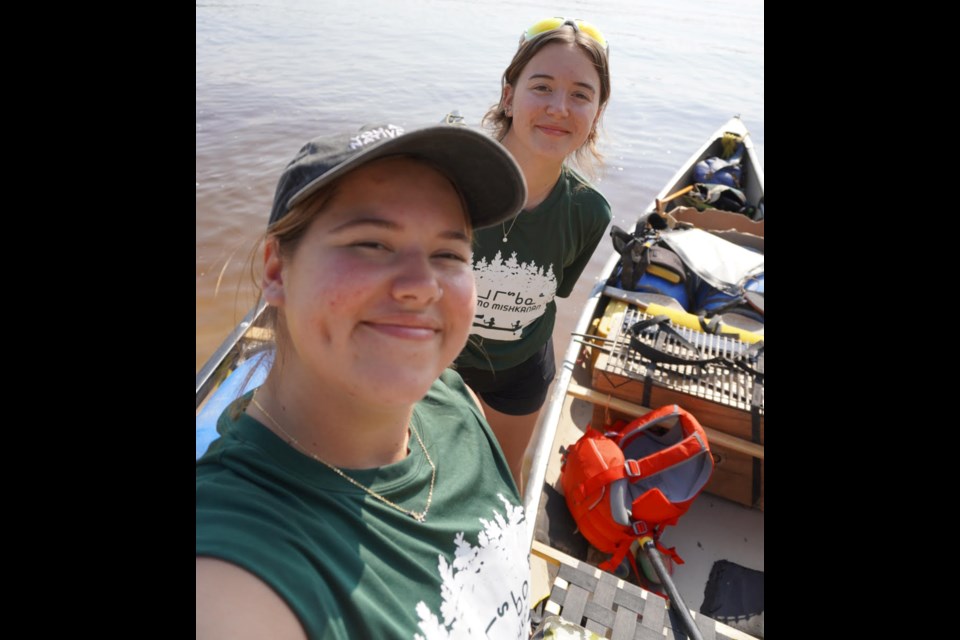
[455,18,613,492]
[196,123,533,639]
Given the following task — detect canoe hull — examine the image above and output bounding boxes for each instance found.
[525,116,764,638]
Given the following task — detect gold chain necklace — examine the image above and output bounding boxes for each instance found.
[251,395,436,523]
[501,215,520,243]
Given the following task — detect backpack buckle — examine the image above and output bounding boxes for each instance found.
[631,521,648,536]
[624,459,642,478]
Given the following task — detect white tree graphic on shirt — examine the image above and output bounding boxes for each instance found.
[414,495,530,640]
[472,251,557,341]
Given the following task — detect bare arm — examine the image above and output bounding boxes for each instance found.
[196,557,307,640]
[465,384,487,419]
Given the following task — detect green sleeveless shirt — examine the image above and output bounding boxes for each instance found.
[196,370,530,639]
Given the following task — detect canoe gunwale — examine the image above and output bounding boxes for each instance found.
[196,299,267,410]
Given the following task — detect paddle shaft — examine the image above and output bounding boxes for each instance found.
[655,184,695,216]
[641,539,704,640]
[603,286,763,344]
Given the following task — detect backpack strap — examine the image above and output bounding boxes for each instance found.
[609,226,652,291]
[569,407,711,501]
[598,538,638,575]
[654,539,684,566]
[627,316,727,369]
[608,406,711,529]
[609,405,710,493]
[732,341,765,381]
[619,433,708,486]
[566,428,629,501]
[609,225,694,295]
[596,538,684,582]
[645,246,686,284]
[623,238,651,291]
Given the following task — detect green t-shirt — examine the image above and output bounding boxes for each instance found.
[196,370,530,639]
[457,167,611,371]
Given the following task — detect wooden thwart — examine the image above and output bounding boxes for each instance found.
[567,383,763,460]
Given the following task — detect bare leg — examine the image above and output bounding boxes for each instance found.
[476,395,540,496]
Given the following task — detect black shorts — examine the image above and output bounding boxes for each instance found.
[457,337,557,416]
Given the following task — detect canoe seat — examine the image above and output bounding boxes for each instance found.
[196,351,273,459]
[531,540,757,640]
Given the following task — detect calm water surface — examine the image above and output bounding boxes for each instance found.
[196,0,763,372]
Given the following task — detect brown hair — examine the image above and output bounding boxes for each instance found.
[482,25,612,176]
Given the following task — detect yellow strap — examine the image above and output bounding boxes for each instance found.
[646,264,682,284]
[645,302,764,344]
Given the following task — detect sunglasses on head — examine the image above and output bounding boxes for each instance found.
[522,17,609,52]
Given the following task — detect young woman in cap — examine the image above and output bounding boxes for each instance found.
[196,123,531,639]
[455,18,613,491]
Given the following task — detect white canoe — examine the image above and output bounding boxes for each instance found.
[524,116,764,639]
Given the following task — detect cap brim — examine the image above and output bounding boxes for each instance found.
[286,126,526,230]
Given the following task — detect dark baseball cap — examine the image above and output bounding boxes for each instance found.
[269,122,526,229]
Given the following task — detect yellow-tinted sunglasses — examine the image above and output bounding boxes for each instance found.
[522,17,609,52]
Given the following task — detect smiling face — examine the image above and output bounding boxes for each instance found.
[501,42,603,165]
[262,156,476,407]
